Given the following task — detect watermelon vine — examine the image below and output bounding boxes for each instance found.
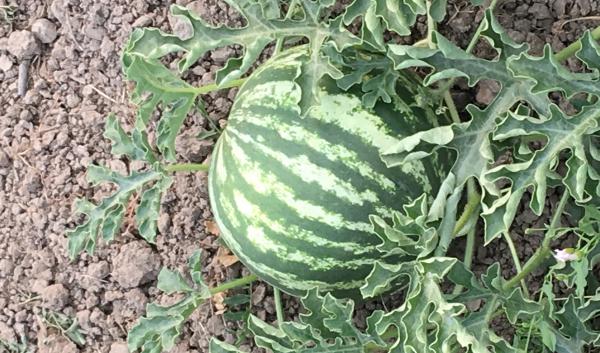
[66,1,600,352]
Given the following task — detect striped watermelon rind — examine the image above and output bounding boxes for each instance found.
[209,47,446,297]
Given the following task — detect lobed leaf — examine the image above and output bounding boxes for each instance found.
[67,116,172,258]
[211,289,386,353]
[67,165,165,259]
[381,10,600,244]
[123,1,361,152]
[128,251,211,353]
[481,104,600,242]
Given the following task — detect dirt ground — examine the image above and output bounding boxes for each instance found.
[0,0,599,352]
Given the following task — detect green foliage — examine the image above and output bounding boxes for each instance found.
[68,0,437,259]
[67,115,171,259]
[0,335,29,353]
[382,10,600,245]
[128,251,211,353]
[68,1,600,353]
[39,309,86,346]
[211,288,386,353]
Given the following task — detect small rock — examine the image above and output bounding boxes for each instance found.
[38,334,78,353]
[576,0,592,16]
[76,310,91,329]
[132,14,153,28]
[528,3,552,19]
[157,213,171,235]
[0,55,13,72]
[108,159,128,175]
[30,278,50,293]
[6,31,40,59]
[252,284,266,305]
[88,261,110,279]
[0,321,16,342]
[475,79,500,105]
[49,0,67,21]
[65,94,81,108]
[0,258,14,276]
[206,315,225,335]
[112,241,160,289]
[553,0,568,17]
[175,128,214,162]
[84,24,105,41]
[211,47,234,64]
[187,1,210,18]
[31,18,58,44]
[40,283,69,310]
[109,343,129,353]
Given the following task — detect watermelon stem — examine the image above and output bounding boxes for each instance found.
[451,185,481,238]
[554,24,600,63]
[164,163,209,173]
[273,287,284,328]
[194,78,246,95]
[209,274,259,295]
[503,191,569,291]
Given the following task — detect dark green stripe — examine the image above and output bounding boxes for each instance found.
[220,143,380,250]
[213,153,376,284]
[232,103,427,204]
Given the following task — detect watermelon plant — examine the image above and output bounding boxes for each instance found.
[66,0,600,352]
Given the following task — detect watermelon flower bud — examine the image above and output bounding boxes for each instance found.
[552,248,582,262]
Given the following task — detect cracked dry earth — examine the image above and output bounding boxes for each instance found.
[0,0,599,352]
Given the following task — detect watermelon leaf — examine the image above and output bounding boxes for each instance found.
[344,0,447,48]
[67,116,172,258]
[381,10,600,245]
[67,165,166,259]
[211,288,387,353]
[369,193,438,258]
[364,258,540,353]
[122,0,361,156]
[128,250,211,353]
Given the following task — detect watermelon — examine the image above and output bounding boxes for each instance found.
[208,47,446,297]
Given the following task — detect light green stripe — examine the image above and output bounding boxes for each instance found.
[230,189,376,254]
[228,127,381,207]
[237,80,300,113]
[231,109,398,192]
[233,191,376,270]
[225,132,373,232]
[309,93,402,150]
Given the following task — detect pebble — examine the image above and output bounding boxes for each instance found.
[252,283,266,305]
[475,80,500,106]
[0,321,16,342]
[38,334,79,353]
[529,3,552,19]
[0,259,14,276]
[40,283,70,310]
[6,31,40,59]
[0,55,13,72]
[187,1,210,18]
[31,18,58,44]
[132,14,153,28]
[111,241,160,289]
[109,343,129,353]
[87,261,110,279]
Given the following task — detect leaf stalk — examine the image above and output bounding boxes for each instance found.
[554,25,600,62]
[502,231,529,297]
[210,274,258,295]
[503,191,569,290]
[273,287,285,328]
[164,163,210,173]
